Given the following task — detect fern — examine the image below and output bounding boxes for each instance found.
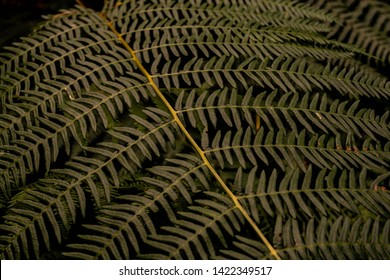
[0,0,389,260]
[308,0,390,68]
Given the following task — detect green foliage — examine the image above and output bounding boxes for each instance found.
[0,0,389,260]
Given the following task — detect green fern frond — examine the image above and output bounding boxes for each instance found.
[176,88,390,139]
[0,179,84,259]
[234,166,390,220]
[0,0,389,260]
[204,127,389,172]
[63,194,159,260]
[141,191,246,260]
[309,0,390,66]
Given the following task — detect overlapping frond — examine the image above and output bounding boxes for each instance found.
[0,178,84,259]
[0,106,180,259]
[64,154,211,259]
[63,194,159,260]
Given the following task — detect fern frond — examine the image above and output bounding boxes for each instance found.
[51,107,177,205]
[63,194,161,259]
[277,216,390,259]
[0,81,149,198]
[176,88,390,140]
[234,166,390,220]
[218,216,390,259]
[141,191,245,260]
[0,105,180,259]
[143,157,210,203]
[63,154,212,260]
[203,127,389,172]
[0,7,113,102]
[0,179,84,259]
[311,0,390,66]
